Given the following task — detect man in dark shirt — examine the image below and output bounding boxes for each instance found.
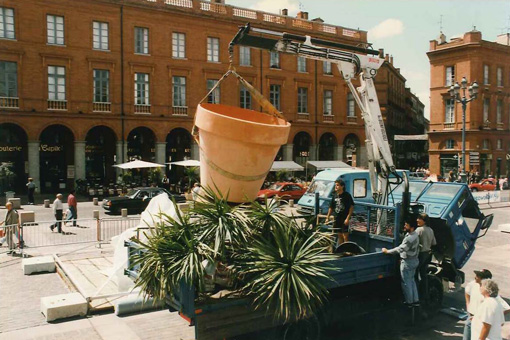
[326,179,354,245]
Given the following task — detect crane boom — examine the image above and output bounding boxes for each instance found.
[230,24,405,206]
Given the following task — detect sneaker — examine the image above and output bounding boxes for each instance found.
[50,225,54,232]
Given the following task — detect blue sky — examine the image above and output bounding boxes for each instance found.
[233,0,510,118]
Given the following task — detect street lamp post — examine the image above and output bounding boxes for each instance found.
[449,77,479,183]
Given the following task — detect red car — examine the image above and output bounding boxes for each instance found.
[258,182,306,201]
[469,178,496,192]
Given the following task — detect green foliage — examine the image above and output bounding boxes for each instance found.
[132,187,337,322]
[148,168,162,185]
[0,163,17,193]
[184,166,199,192]
[275,169,289,182]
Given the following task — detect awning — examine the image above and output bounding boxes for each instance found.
[270,161,304,172]
[113,160,165,169]
[306,161,352,170]
[167,160,201,167]
[394,134,428,141]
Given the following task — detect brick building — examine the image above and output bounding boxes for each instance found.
[0,0,423,194]
[428,30,510,178]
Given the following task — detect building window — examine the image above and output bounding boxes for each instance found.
[239,46,250,66]
[240,85,251,109]
[206,79,220,104]
[482,139,490,150]
[497,100,502,124]
[0,61,17,97]
[347,93,355,117]
[47,15,64,45]
[445,99,455,123]
[483,65,489,85]
[497,67,503,87]
[269,84,280,111]
[297,87,308,113]
[93,21,109,50]
[93,69,109,103]
[297,57,307,73]
[172,32,185,59]
[48,66,66,101]
[445,66,455,86]
[172,76,186,107]
[134,73,149,105]
[483,98,489,122]
[0,7,15,39]
[323,61,332,75]
[270,52,280,69]
[207,37,219,62]
[134,27,149,54]
[445,140,455,149]
[323,90,332,115]
[497,139,502,150]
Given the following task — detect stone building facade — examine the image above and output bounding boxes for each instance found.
[428,30,510,178]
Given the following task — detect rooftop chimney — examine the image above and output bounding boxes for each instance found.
[385,54,390,62]
[296,11,309,20]
[496,33,510,46]
[281,8,288,16]
[378,48,384,57]
[389,55,393,65]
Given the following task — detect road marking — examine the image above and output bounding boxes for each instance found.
[498,224,510,233]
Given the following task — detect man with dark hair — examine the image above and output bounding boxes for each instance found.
[326,179,354,245]
[415,212,436,303]
[383,219,420,307]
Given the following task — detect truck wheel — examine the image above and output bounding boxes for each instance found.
[283,316,321,340]
[426,275,443,312]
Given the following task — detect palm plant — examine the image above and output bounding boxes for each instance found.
[183,166,199,192]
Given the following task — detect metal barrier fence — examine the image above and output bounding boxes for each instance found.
[0,217,139,254]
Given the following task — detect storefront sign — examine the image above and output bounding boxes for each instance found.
[472,191,501,204]
[0,145,22,152]
[40,144,63,152]
[67,165,75,179]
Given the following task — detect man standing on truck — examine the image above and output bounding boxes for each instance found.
[326,179,354,246]
[382,219,420,307]
[415,213,436,303]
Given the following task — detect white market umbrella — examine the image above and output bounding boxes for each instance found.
[167,160,201,167]
[113,160,165,169]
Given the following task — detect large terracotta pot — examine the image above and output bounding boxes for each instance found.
[195,103,290,203]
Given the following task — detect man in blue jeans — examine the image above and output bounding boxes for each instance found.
[382,219,420,307]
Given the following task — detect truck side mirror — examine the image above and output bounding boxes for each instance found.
[480,214,493,230]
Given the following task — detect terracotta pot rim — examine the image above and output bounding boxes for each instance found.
[198,103,290,129]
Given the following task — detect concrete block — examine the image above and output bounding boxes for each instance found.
[8,197,21,209]
[93,197,99,205]
[44,199,50,208]
[121,208,128,217]
[114,295,165,316]
[177,202,190,213]
[289,199,294,207]
[41,293,88,322]
[19,211,35,224]
[22,256,56,275]
[93,210,99,219]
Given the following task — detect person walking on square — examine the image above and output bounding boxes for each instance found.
[26,178,36,205]
[471,279,505,340]
[415,213,436,303]
[67,190,77,227]
[0,202,21,253]
[51,194,64,233]
[382,219,420,307]
[325,179,354,246]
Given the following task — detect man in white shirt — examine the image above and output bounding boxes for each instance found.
[471,279,505,340]
[51,194,64,233]
[464,270,509,340]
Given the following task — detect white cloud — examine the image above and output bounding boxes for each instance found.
[249,0,300,16]
[368,19,404,40]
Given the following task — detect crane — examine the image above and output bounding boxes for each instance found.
[229,24,408,210]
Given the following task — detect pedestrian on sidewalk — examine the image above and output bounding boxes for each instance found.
[0,202,21,253]
[415,213,436,303]
[51,194,64,233]
[471,279,505,340]
[66,190,77,227]
[382,219,420,308]
[26,178,36,205]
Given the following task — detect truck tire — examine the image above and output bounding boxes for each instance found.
[426,274,443,312]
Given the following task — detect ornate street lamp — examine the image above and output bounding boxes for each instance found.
[449,77,478,183]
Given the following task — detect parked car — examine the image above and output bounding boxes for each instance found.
[257,182,306,201]
[102,187,186,214]
[469,178,497,192]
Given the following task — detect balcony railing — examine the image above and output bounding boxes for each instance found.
[93,102,111,113]
[263,13,286,25]
[443,122,455,129]
[347,116,357,123]
[297,112,310,121]
[172,106,188,116]
[200,1,227,14]
[322,114,334,123]
[292,18,313,30]
[233,8,257,19]
[48,100,67,111]
[0,97,19,109]
[134,104,151,114]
